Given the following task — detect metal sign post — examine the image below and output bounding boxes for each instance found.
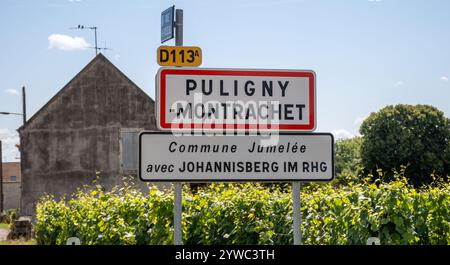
[173,7,183,246]
[292,182,301,245]
[173,182,182,245]
[175,9,183,46]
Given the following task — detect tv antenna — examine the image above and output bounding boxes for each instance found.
[70,25,111,56]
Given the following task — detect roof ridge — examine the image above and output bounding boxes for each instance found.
[18,54,153,132]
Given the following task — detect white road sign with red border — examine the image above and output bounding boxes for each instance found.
[156,67,316,132]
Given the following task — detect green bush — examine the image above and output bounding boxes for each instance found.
[1,209,19,225]
[35,175,450,245]
[360,104,450,186]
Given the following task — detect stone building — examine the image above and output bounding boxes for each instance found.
[2,162,21,210]
[18,54,157,216]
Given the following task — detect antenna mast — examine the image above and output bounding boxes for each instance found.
[70,25,111,56]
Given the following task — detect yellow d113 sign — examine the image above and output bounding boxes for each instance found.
[157,46,202,66]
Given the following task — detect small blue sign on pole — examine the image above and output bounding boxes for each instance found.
[161,6,175,43]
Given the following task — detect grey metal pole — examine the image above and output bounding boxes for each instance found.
[22,86,26,125]
[20,86,26,217]
[293,182,301,245]
[173,183,182,245]
[173,8,184,246]
[0,141,3,215]
[93,27,98,56]
[175,9,183,46]
[94,27,98,56]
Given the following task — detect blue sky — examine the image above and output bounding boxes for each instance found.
[1,0,449,161]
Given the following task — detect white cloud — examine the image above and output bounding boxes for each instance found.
[5,89,18,96]
[441,76,449,82]
[332,129,354,140]
[48,34,89,51]
[368,0,382,2]
[0,128,20,162]
[395,81,404,86]
[68,0,82,2]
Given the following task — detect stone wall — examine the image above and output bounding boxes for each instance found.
[2,162,21,210]
[3,182,20,210]
[19,54,158,215]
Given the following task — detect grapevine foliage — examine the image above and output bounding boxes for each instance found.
[35,175,450,245]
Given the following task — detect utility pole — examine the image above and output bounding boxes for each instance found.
[22,86,26,125]
[173,8,183,246]
[20,86,26,217]
[0,141,3,216]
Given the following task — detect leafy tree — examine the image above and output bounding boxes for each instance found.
[359,104,450,186]
[335,137,363,175]
[334,137,363,185]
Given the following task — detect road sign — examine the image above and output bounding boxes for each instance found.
[156,68,316,132]
[139,132,334,181]
[157,46,202,66]
[161,6,175,43]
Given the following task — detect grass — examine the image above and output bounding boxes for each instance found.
[0,223,10,230]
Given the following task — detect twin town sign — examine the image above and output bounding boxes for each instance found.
[138,66,334,182]
[155,68,316,132]
[139,132,334,181]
